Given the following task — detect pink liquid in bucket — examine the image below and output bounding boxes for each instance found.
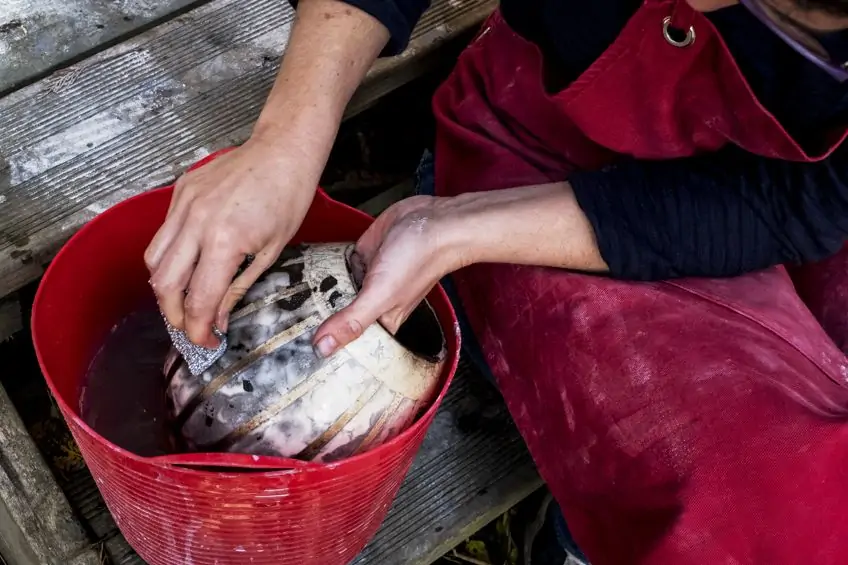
[31,150,460,565]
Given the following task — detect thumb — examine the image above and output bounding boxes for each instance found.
[313,282,389,358]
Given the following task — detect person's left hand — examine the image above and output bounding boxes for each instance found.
[313,195,470,358]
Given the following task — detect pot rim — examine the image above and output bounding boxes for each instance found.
[341,244,448,365]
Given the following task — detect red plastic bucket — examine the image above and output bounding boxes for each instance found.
[31,150,460,565]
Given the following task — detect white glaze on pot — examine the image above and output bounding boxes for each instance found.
[165,243,445,463]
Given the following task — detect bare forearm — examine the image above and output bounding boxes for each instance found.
[444,183,609,273]
[251,0,390,167]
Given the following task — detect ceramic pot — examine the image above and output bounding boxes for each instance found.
[164,243,446,463]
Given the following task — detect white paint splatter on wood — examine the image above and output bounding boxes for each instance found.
[0,0,197,91]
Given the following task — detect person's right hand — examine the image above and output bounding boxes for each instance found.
[144,138,319,348]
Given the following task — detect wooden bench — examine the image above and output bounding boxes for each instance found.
[0,0,543,563]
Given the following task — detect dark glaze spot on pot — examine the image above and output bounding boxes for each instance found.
[277,349,319,376]
[323,430,368,462]
[279,288,312,311]
[244,439,283,458]
[272,347,294,365]
[247,421,295,455]
[328,291,343,308]
[235,326,256,345]
[278,245,305,263]
[242,380,254,393]
[279,262,306,285]
[319,275,338,293]
[275,420,295,437]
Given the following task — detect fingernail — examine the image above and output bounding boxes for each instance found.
[191,333,218,349]
[314,335,338,359]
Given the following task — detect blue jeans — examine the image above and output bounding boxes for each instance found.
[414,151,589,564]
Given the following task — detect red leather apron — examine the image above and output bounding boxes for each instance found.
[433,2,848,564]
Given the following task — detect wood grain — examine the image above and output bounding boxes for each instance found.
[0,296,21,343]
[0,385,100,565]
[0,0,203,93]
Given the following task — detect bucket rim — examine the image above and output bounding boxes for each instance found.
[32,157,461,477]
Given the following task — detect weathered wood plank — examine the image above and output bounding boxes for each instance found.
[402,466,542,565]
[0,296,22,343]
[353,428,541,564]
[0,0,496,304]
[0,0,202,93]
[0,385,100,565]
[0,495,40,565]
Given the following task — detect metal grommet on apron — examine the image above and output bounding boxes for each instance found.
[663,16,696,47]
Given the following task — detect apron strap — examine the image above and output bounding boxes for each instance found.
[666,0,697,48]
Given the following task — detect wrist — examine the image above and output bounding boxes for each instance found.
[235,135,322,205]
[433,183,588,268]
[247,111,335,179]
[251,108,337,156]
[432,194,497,270]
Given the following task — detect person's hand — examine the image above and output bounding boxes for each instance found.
[313,195,472,358]
[145,138,320,347]
[315,182,609,358]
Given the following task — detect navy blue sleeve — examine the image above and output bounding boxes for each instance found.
[570,146,848,281]
[289,0,431,55]
[344,0,431,54]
